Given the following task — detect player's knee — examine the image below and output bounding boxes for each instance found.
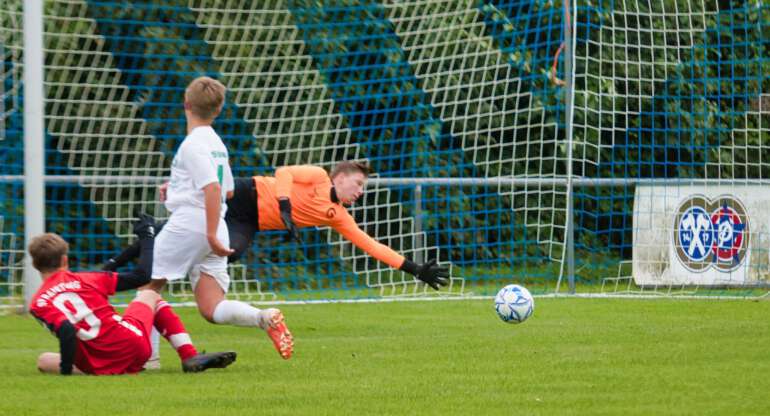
[195,295,219,323]
[195,292,221,323]
[194,273,226,323]
[198,306,216,323]
[135,290,161,310]
[141,278,166,293]
[195,296,219,323]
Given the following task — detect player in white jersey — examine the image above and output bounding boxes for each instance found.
[145,76,293,361]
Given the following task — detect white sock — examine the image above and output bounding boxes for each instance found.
[212,300,264,328]
[150,327,160,359]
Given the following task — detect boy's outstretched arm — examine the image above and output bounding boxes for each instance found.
[334,213,450,290]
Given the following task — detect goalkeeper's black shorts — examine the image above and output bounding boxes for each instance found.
[226,178,259,263]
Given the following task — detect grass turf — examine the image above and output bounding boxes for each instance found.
[1,298,769,415]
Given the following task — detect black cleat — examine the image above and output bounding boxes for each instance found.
[182,351,237,373]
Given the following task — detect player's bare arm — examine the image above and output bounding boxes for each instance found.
[203,181,234,257]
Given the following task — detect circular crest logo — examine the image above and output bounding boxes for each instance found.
[673,195,749,272]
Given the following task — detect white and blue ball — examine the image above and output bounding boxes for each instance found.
[494,284,534,324]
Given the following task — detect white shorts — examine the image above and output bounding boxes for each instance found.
[152,209,230,293]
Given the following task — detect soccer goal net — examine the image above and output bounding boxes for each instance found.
[572,0,770,296]
[1,1,768,306]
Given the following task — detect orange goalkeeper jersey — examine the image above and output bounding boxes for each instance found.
[253,165,405,269]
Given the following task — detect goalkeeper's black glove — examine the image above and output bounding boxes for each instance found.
[133,213,156,240]
[400,259,450,290]
[278,198,302,244]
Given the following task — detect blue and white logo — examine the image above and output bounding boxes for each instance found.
[677,206,714,262]
[673,195,749,272]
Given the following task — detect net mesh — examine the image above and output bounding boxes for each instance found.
[573,0,770,294]
[1,2,24,306]
[2,1,768,306]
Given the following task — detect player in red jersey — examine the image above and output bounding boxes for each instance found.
[29,215,236,375]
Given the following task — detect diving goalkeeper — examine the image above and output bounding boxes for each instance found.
[106,161,449,290]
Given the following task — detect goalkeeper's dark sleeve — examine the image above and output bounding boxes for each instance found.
[104,220,166,272]
[115,232,154,292]
[56,320,77,375]
[102,242,141,272]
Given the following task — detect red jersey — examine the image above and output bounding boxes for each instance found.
[30,270,150,375]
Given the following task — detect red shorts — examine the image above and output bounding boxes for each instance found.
[77,301,155,375]
[122,300,155,340]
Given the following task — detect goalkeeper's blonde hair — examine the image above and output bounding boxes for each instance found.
[185,76,226,121]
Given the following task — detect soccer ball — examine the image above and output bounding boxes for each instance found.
[494,284,534,324]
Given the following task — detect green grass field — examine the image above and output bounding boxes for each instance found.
[2,298,770,415]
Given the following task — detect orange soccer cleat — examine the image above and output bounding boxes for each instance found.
[261,308,294,360]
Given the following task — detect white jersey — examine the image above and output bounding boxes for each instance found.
[165,126,234,219]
